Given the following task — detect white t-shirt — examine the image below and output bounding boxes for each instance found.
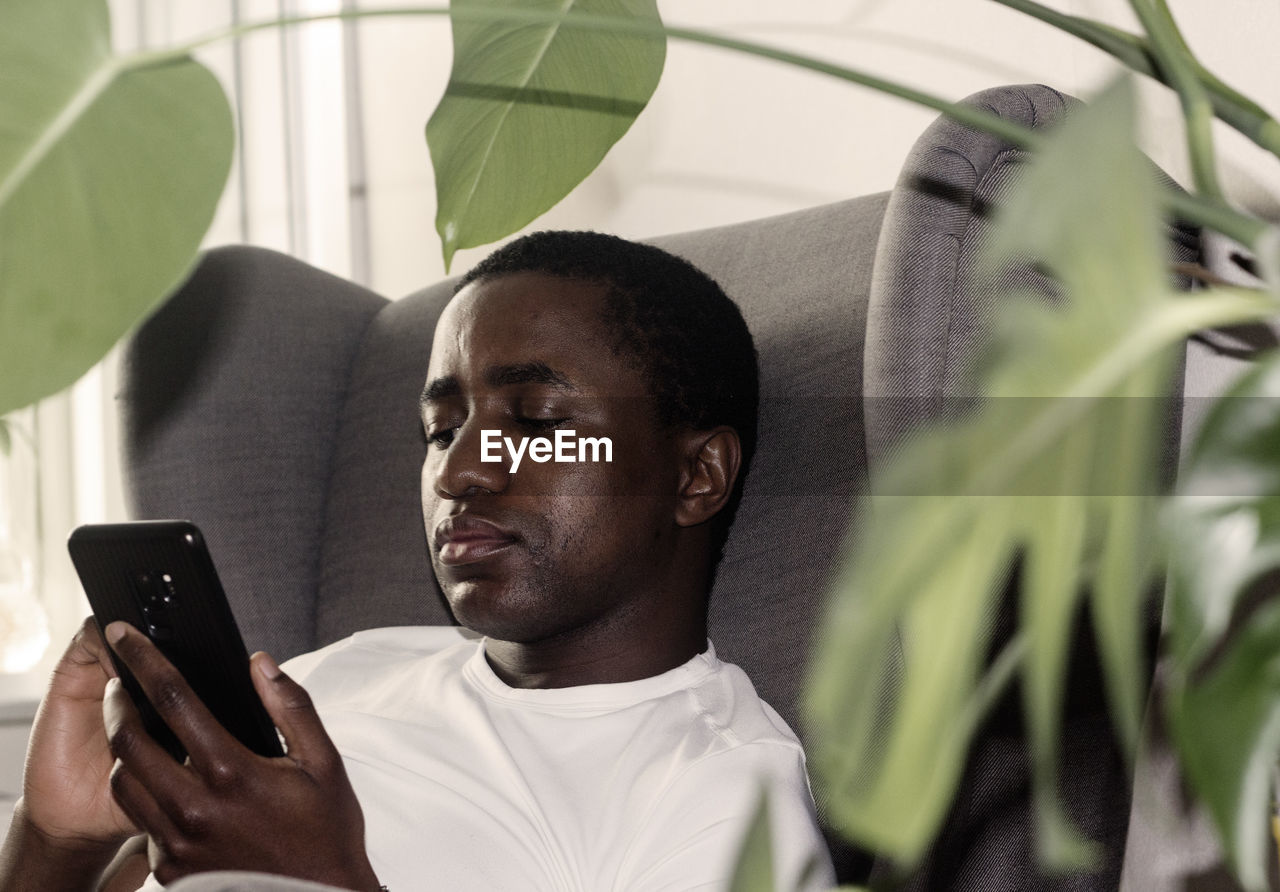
[148,626,836,891]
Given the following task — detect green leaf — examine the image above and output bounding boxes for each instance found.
[1021,485,1100,870]
[804,78,1191,867]
[427,0,664,269]
[0,0,233,415]
[728,789,774,892]
[1166,352,1280,892]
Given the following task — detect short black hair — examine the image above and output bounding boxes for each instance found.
[457,230,759,567]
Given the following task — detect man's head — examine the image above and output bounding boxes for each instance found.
[455,230,760,533]
[419,231,758,674]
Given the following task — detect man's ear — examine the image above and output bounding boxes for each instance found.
[674,427,742,528]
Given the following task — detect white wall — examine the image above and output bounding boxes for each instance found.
[340,0,1131,294]
[116,0,1280,297]
[295,0,1280,296]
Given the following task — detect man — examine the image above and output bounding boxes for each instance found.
[0,232,835,890]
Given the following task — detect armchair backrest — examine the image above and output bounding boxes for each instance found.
[123,194,890,739]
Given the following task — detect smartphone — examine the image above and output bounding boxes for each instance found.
[68,520,284,761]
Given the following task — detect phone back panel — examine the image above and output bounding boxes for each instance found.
[68,521,284,760]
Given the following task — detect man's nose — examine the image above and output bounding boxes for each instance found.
[431,422,509,499]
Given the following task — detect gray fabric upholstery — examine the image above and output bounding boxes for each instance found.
[867,83,1197,481]
[864,85,1072,467]
[122,247,388,659]
[315,282,457,642]
[126,193,888,677]
[651,199,881,743]
[119,83,1196,889]
[866,83,1102,891]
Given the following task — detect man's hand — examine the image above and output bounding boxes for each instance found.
[0,618,141,891]
[101,621,381,891]
[22,616,137,845]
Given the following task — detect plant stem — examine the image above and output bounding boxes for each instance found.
[992,0,1156,75]
[1130,0,1223,200]
[991,0,1280,163]
[1164,190,1269,249]
[117,4,1275,255]
[1192,62,1280,160]
[121,5,1045,153]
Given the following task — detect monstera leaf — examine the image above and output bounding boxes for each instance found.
[0,0,234,416]
[427,0,664,269]
[803,78,1278,869]
[1167,353,1280,891]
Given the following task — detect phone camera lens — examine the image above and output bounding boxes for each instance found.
[131,569,172,609]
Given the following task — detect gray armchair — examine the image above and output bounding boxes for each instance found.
[119,84,1199,889]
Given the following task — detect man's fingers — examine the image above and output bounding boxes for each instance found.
[45,617,118,703]
[101,676,199,818]
[103,623,239,776]
[107,757,177,843]
[250,652,340,773]
[67,615,107,663]
[78,617,119,679]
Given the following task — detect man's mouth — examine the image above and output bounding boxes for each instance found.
[433,515,519,567]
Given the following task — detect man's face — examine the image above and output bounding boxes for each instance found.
[420,271,684,644]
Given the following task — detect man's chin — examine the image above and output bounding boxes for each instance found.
[441,579,533,641]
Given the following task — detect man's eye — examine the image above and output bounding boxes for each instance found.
[426,428,457,449]
[517,416,569,432]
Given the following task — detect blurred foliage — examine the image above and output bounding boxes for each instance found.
[1167,355,1280,891]
[805,78,1278,873]
[729,792,776,892]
